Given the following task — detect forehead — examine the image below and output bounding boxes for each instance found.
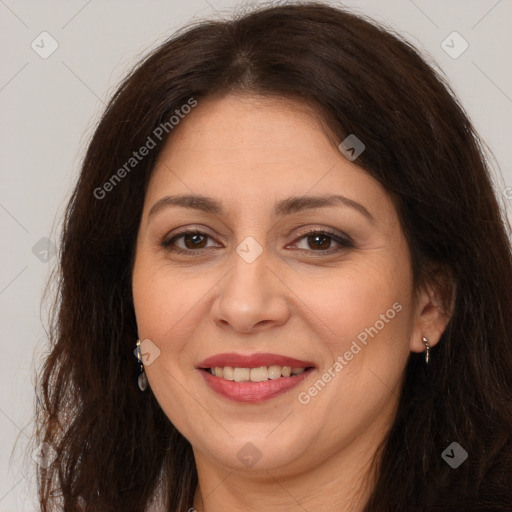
[144,94,392,220]
[159,94,334,163]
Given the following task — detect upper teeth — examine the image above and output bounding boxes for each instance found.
[210,365,306,382]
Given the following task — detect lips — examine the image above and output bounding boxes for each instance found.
[197,352,315,369]
[196,352,316,403]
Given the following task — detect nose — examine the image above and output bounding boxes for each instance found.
[211,248,291,334]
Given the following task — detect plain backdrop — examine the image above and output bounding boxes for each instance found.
[1,1,511,510]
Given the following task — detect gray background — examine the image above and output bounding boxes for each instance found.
[1,1,511,510]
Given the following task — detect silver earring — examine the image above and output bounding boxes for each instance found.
[134,339,148,391]
[422,337,430,365]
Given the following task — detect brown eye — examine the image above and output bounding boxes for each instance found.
[161,230,218,254]
[182,233,208,249]
[293,230,353,253]
[306,233,332,250]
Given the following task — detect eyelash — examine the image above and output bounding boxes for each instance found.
[160,227,354,256]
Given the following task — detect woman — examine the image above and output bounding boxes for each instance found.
[35,2,512,511]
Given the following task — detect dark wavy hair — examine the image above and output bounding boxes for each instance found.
[34,2,512,510]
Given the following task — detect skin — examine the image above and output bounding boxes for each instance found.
[132,94,451,512]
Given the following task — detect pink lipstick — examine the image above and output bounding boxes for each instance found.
[197,352,316,403]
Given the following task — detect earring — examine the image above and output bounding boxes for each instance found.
[134,339,148,391]
[422,336,430,365]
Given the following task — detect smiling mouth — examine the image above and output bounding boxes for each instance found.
[203,365,313,382]
[199,365,316,403]
[197,353,317,401]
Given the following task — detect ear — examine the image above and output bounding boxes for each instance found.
[410,268,455,353]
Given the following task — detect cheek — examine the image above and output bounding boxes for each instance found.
[297,263,413,419]
[296,248,414,404]
[297,258,411,348]
[131,255,219,362]
[133,254,189,329]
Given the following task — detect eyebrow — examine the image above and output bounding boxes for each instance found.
[148,193,374,222]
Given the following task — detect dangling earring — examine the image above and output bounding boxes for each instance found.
[422,336,430,365]
[134,339,148,391]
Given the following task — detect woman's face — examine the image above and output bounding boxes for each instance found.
[132,94,435,477]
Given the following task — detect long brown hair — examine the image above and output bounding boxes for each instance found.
[34,2,512,510]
